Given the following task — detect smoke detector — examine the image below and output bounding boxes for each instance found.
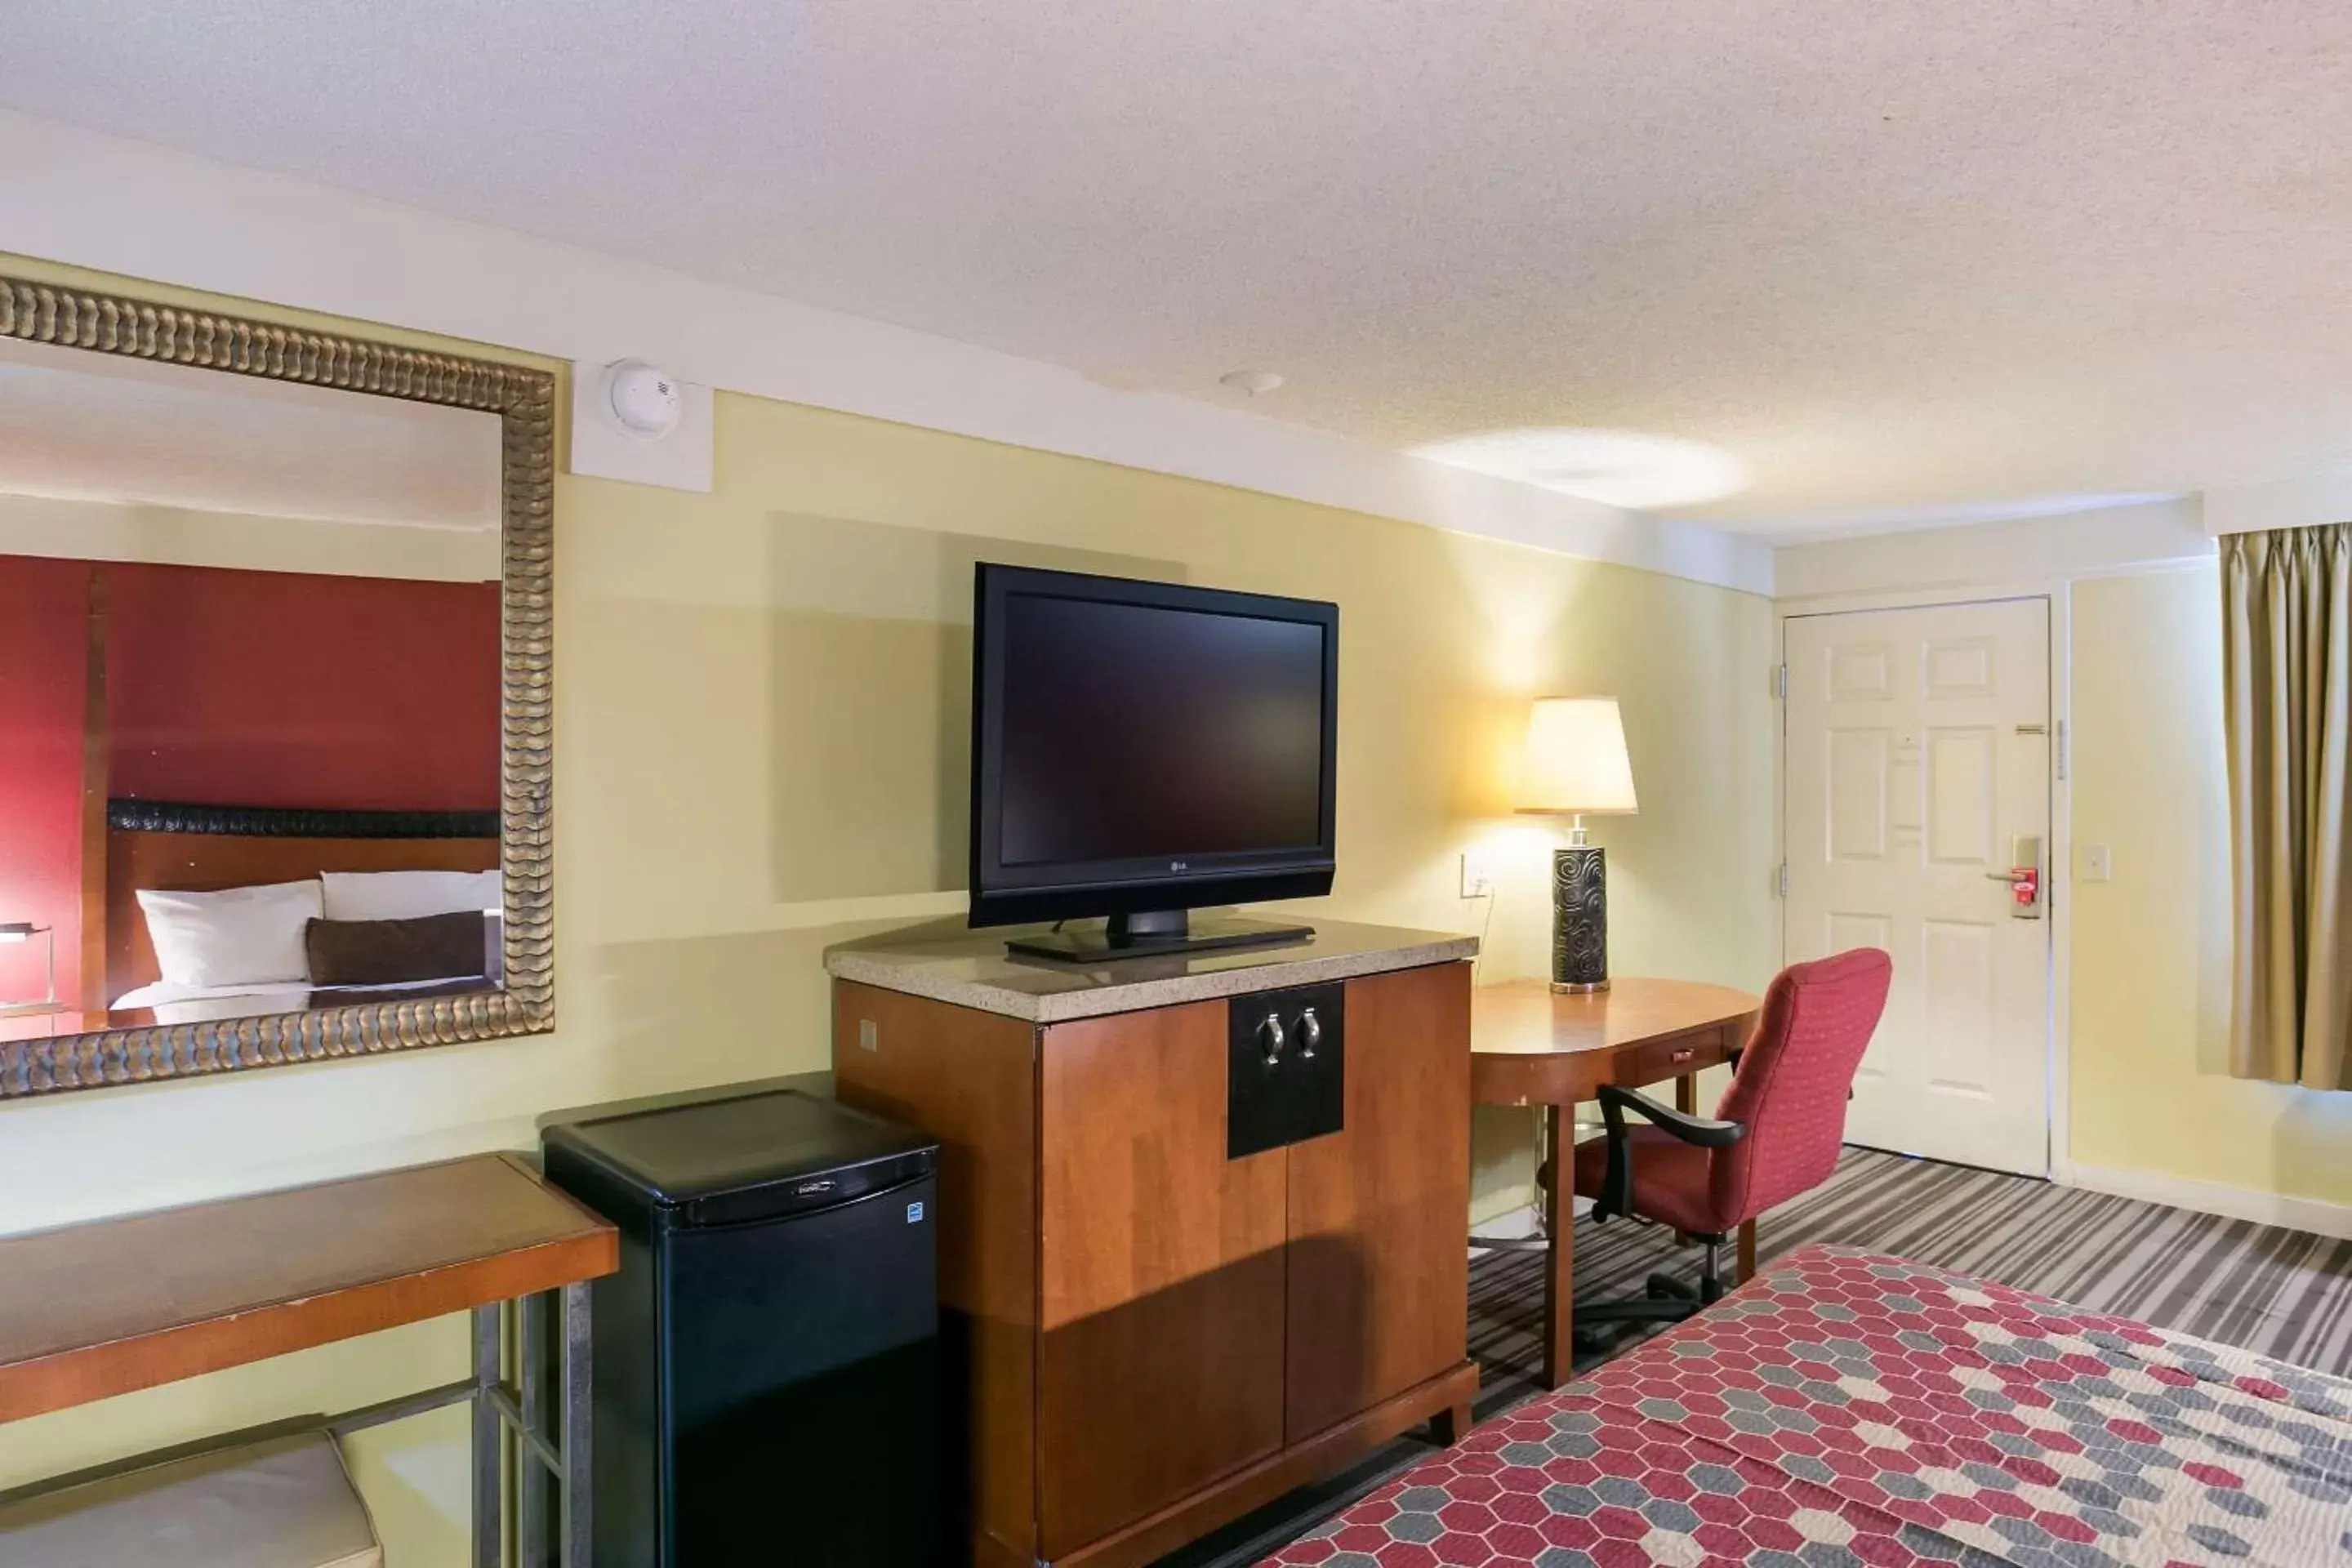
[1219,369,1285,396]
[603,359,684,439]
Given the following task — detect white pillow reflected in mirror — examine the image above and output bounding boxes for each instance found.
[136,880,323,989]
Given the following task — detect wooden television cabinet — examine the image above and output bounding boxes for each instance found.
[828,919,1478,1568]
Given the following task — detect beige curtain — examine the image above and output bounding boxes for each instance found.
[2221,522,2352,1090]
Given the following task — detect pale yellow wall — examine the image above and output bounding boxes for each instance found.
[2068,568,2352,1202]
[0,263,1775,1561]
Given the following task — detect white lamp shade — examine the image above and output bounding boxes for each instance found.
[1516,697,1638,816]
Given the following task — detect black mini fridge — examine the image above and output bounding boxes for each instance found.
[542,1085,942,1567]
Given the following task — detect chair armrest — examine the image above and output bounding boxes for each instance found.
[1597,1084,1748,1147]
[1591,1085,1747,1223]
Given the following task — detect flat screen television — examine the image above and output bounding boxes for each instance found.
[969,564,1338,960]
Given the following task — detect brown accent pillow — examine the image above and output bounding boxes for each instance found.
[305,912,488,988]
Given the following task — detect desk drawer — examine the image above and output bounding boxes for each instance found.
[1610,1027,1737,1091]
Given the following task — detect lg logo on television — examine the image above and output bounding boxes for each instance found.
[1170,860,1189,871]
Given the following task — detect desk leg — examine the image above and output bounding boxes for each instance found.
[1738,1219,1758,1285]
[471,1304,503,1568]
[1670,1075,1705,1245]
[1542,1103,1575,1390]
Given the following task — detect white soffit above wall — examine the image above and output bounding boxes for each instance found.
[2203,470,2352,537]
[0,110,1772,595]
[1773,496,2213,603]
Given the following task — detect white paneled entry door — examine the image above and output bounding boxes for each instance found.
[1784,599,2053,1175]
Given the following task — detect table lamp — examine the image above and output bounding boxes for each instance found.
[1516,697,1638,992]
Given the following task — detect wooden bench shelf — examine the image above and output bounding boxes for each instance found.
[0,1152,616,1423]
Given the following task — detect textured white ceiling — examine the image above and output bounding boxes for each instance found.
[5,1,2348,536]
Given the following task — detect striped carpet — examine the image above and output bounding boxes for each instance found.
[1155,1145,2352,1566]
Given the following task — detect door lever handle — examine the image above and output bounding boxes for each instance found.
[1985,860,2042,915]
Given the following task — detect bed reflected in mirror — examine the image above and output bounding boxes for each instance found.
[0,333,507,1042]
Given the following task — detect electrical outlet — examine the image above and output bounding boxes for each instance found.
[1459,849,1499,899]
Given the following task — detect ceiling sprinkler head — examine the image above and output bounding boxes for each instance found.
[1219,369,1285,395]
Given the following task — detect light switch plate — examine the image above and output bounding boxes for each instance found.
[1459,849,1499,899]
[2079,844,2113,883]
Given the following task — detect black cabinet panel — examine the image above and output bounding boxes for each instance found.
[1227,981,1345,1159]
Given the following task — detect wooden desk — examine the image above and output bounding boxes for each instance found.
[1472,978,1762,1389]
[0,1152,617,1568]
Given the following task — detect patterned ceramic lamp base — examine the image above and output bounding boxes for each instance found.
[1551,844,1609,992]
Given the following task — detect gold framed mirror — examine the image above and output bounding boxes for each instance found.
[0,276,554,1097]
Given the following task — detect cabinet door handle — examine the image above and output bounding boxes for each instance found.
[1670,1048,1694,1065]
[1258,1013,1286,1066]
[1297,1007,1321,1060]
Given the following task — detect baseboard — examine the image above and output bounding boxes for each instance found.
[1468,1190,1537,1231]
[2060,1162,2352,1241]
[1468,1198,1601,1259]
[1468,1203,1540,1251]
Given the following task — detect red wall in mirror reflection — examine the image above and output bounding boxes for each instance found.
[0,556,90,1010]
[106,564,500,810]
[0,554,501,1014]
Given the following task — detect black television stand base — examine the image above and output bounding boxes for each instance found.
[1004,911,1314,964]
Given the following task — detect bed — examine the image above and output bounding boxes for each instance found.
[1266,1245,2352,1567]
[101,800,501,1024]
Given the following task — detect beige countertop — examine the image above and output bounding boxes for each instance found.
[824,914,1477,1022]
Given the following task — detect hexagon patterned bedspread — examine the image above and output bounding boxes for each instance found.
[1264,1245,2352,1567]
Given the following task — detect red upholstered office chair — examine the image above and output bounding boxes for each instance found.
[1570,947,1893,1340]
